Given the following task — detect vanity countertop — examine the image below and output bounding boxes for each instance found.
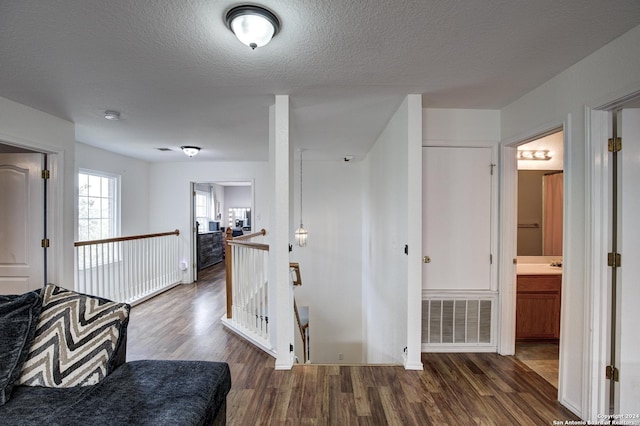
[516,256,562,275]
[517,263,562,275]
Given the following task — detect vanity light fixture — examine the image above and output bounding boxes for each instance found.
[181,146,201,157]
[225,4,280,49]
[295,149,308,247]
[517,150,551,161]
[104,110,120,121]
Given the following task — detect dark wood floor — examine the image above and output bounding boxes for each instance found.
[127,262,579,425]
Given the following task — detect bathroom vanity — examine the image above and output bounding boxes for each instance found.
[516,259,562,341]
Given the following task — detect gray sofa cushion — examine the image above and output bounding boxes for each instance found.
[0,291,42,405]
[0,360,231,425]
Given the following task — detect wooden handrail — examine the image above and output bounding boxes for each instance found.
[231,228,267,241]
[74,230,180,247]
[226,240,269,251]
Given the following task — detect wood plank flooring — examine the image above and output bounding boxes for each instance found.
[127,262,579,425]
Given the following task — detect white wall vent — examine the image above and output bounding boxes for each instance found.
[422,299,493,346]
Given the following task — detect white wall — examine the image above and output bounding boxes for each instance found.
[75,142,150,237]
[501,23,640,419]
[0,96,75,288]
[148,161,269,283]
[362,98,409,364]
[290,160,364,363]
[224,186,251,209]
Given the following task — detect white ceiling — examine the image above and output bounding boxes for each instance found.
[1,1,639,162]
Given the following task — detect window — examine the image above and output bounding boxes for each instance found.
[195,190,210,232]
[78,170,120,241]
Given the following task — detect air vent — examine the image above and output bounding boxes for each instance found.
[422,299,493,345]
[156,148,173,151]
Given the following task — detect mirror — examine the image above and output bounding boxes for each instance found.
[517,170,563,255]
[228,207,251,231]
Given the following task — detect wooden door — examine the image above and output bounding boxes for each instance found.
[0,153,45,294]
[422,147,493,291]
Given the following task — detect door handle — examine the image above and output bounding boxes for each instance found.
[423,256,431,264]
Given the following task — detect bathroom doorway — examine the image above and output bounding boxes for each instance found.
[514,130,564,388]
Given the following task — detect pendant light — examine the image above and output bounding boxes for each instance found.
[295,150,308,247]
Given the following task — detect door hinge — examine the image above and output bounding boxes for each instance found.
[41,238,50,248]
[490,254,493,264]
[608,252,621,267]
[608,137,622,153]
[606,365,619,382]
[490,164,496,175]
[41,169,50,179]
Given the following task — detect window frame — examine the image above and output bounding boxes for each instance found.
[77,168,121,242]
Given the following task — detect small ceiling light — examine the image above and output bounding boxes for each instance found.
[225,5,280,49]
[104,110,120,121]
[181,146,201,157]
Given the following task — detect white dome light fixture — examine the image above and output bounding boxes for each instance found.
[225,5,280,50]
[104,110,120,121]
[181,146,201,157]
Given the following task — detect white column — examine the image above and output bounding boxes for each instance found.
[405,94,424,370]
[269,95,294,370]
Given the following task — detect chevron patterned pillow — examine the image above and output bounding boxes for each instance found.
[16,284,130,387]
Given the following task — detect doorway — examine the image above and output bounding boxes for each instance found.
[190,181,253,282]
[510,130,565,388]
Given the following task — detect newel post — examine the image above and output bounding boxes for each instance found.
[225,227,233,319]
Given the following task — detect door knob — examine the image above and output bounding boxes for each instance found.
[423,256,431,264]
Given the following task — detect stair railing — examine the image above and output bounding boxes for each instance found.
[291,262,310,363]
[225,228,270,340]
[74,230,181,304]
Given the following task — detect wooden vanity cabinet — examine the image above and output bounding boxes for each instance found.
[516,274,561,341]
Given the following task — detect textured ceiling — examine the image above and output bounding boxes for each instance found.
[0,1,639,161]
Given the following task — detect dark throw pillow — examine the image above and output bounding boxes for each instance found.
[0,291,42,405]
[16,284,130,388]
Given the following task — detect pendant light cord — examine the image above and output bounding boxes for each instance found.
[299,150,303,225]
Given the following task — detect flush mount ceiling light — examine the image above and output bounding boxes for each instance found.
[225,4,280,49]
[104,110,120,121]
[181,146,200,157]
[517,150,552,161]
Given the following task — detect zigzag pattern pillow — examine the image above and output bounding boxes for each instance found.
[17,284,130,387]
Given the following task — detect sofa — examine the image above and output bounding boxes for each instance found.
[0,284,232,425]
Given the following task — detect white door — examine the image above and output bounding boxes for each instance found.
[618,108,640,412]
[422,147,493,290]
[0,153,45,294]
